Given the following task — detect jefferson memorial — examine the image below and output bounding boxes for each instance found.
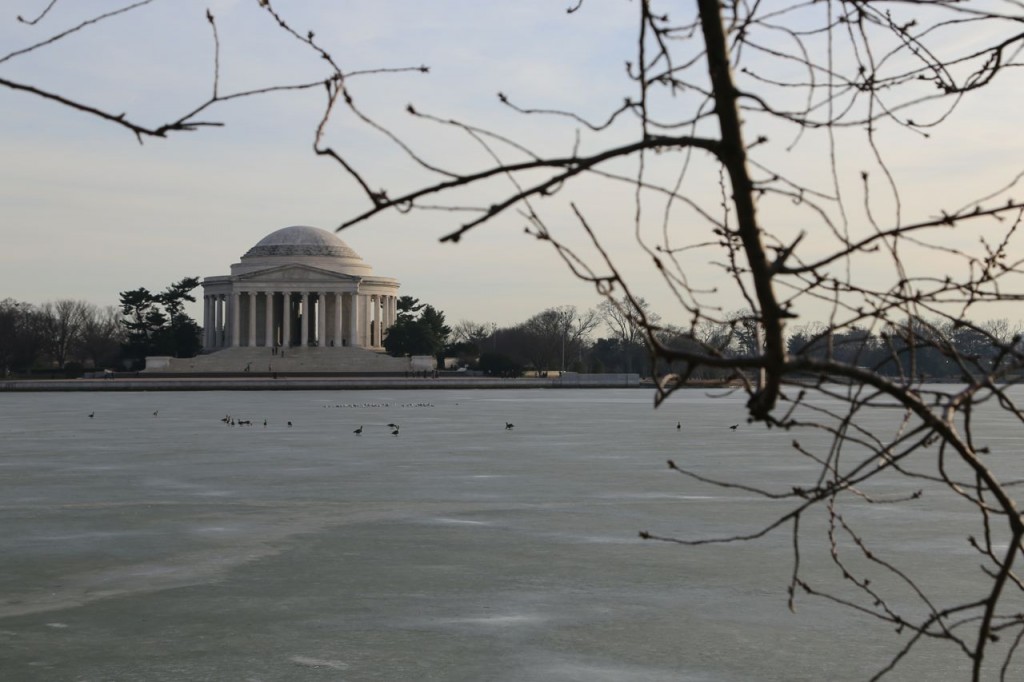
[146,226,411,373]
[202,225,399,351]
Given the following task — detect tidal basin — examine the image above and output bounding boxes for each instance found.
[1,387,1011,681]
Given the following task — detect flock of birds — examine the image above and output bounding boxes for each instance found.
[353,422,403,436]
[325,402,436,409]
[87,408,520,435]
[88,411,739,433]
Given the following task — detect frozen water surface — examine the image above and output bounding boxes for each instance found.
[0,387,1018,680]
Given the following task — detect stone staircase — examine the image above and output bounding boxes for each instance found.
[145,346,411,375]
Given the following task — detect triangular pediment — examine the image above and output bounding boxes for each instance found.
[236,264,361,284]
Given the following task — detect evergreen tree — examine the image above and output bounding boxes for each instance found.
[119,277,202,363]
[383,301,450,358]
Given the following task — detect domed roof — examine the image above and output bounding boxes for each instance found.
[243,225,362,260]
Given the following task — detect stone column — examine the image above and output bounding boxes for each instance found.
[247,292,257,347]
[373,295,381,348]
[317,292,327,347]
[349,293,359,348]
[264,292,274,347]
[231,292,241,347]
[334,293,343,346]
[282,292,291,348]
[361,295,371,347]
[299,292,309,348]
[215,295,223,348]
[208,295,217,348]
[202,296,210,349]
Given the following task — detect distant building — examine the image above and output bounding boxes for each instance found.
[145,226,409,374]
[201,225,400,350]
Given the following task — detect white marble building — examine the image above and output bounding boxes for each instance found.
[201,226,400,351]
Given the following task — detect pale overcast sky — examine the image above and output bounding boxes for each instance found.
[2,2,1022,329]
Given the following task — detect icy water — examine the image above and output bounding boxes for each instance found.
[0,386,1021,681]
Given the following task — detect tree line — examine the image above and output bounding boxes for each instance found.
[395,297,1024,383]
[0,277,201,376]
[4,284,1021,383]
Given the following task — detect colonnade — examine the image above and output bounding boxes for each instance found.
[202,290,396,350]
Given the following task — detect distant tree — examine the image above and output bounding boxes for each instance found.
[119,288,166,363]
[561,306,601,372]
[488,325,534,370]
[119,277,202,363]
[587,337,624,374]
[395,296,425,322]
[450,320,493,346]
[0,299,45,375]
[446,320,494,367]
[444,340,479,368]
[38,299,90,370]
[384,300,451,358]
[419,305,451,345]
[518,308,568,373]
[76,305,123,370]
[477,351,523,378]
[515,305,599,373]
[598,297,660,376]
[655,325,733,383]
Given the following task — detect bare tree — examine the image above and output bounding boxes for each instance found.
[38,299,89,369]
[10,1,1024,678]
[76,304,123,370]
[598,297,661,374]
[0,299,44,375]
[450,320,494,346]
[305,4,1024,678]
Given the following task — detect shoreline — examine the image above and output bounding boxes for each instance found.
[0,374,648,392]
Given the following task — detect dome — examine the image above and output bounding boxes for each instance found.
[231,225,374,277]
[242,225,362,259]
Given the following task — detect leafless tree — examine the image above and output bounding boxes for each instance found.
[9,1,1024,678]
[76,304,123,370]
[312,3,1024,677]
[599,296,661,374]
[518,305,597,373]
[558,304,601,370]
[450,320,494,346]
[38,299,89,369]
[0,299,44,375]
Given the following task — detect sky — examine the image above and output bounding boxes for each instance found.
[2,1,1023,332]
